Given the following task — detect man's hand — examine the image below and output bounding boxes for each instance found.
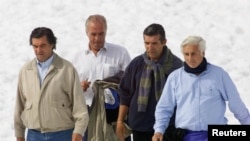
[152,132,163,141]
[81,80,91,91]
[116,122,125,141]
[72,133,82,141]
[16,137,25,141]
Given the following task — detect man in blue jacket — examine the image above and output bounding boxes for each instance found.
[152,35,250,141]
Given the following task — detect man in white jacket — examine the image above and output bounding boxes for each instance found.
[71,14,131,141]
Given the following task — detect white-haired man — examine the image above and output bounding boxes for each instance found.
[152,36,250,141]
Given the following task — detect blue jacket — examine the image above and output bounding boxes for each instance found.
[154,63,250,134]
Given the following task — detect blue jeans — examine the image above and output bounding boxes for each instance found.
[27,128,74,141]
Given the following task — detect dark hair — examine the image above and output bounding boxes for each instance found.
[143,23,166,42]
[29,27,57,49]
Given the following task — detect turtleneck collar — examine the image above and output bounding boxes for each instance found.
[184,57,207,74]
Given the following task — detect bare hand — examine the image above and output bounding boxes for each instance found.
[16,137,25,141]
[72,133,82,141]
[81,80,91,91]
[152,132,163,141]
[116,122,125,141]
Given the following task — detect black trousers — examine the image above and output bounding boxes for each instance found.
[132,130,154,141]
[132,126,186,141]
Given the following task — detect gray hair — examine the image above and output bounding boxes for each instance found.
[181,35,206,54]
[85,14,107,33]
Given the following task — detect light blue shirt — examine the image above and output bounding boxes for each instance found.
[36,54,54,86]
[154,63,250,134]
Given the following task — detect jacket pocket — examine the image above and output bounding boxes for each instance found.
[21,102,32,127]
[49,100,73,128]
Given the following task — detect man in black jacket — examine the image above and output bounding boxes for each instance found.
[116,23,183,141]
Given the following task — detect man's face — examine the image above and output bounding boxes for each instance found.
[86,21,106,52]
[144,34,166,61]
[31,36,54,62]
[182,44,204,68]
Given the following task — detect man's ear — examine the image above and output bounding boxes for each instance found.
[163,38,167,44]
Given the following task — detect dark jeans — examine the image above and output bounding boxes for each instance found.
[27,128,74,141]
[132,130,154,141]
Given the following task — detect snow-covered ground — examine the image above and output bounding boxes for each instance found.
[1,0,250,140]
